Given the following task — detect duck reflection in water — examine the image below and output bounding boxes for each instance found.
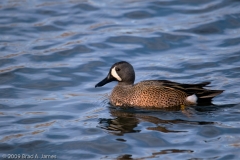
[98,105,214,136]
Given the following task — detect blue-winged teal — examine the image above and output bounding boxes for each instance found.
[95,61,223,108]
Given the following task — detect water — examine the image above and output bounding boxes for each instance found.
[0,0,240,159]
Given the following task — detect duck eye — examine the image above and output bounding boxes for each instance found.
[116,68,120,71]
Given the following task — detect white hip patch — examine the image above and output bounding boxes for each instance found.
[186,94,198,103]
[111,67,122,81]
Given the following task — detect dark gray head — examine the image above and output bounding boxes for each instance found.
[95,61,135,87]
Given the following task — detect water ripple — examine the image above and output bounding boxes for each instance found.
[0,0,240,159]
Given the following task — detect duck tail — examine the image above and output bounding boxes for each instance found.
[196,89,224,105]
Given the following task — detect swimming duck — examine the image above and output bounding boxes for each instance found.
[95,61,223,108]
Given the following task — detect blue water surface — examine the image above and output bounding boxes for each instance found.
[0,0,240,159]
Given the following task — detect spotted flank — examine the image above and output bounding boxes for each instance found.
[95,61,224,108]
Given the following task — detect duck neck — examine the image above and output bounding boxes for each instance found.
[118,81,134,86]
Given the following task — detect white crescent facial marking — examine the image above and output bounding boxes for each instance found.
[186,94,198,104]
[111,66,122,81]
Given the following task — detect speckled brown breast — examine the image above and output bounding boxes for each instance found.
[110,83,194,108]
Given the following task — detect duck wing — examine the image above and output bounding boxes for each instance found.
[138,80,223,104]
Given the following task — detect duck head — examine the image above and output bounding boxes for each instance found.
[95,61,135,87]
